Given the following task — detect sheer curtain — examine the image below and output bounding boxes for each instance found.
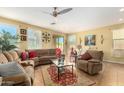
[27,29,42,49]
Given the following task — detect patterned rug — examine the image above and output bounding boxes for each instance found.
[41,65,96,86]
[47,66,77,85]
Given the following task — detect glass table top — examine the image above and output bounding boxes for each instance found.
[51,59,73,67]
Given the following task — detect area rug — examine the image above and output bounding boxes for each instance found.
[47,66,77,85]
[41,65,96,86]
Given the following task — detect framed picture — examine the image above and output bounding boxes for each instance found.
[20,29,27,35]
[85,35,96,46]
[21,36,27,41]
[42,32,51,43]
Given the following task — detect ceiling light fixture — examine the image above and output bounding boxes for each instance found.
[120,8,124,12]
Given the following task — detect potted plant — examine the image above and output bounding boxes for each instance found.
[0,30,19,52]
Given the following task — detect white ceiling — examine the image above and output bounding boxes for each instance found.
[0,7,123,33]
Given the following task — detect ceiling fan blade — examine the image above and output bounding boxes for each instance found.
[58,8,72,15]
[42,11,52,16]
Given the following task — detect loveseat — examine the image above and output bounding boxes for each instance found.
[76,50,104,75]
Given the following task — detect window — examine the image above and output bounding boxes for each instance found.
[68,35,76,45]
[27,29,42,49]
[113,29,124,49]
[0,23,18,46]
[55,36,64,52]
[112,28,124,57]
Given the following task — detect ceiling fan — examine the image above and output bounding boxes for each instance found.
[43,7,73,17]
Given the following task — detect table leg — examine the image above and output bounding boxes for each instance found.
[58,67,59,81]
[72,65,73,76]
[75,56,77,67]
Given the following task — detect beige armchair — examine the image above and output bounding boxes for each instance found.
[76,50,103,75]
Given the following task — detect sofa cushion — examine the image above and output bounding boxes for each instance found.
[49,49,56,55]
[3,52,13,62]
[29,51,37,58]
[9,51,19,61]
[81,52,92,60]
[38,49,49,56]
[39,55,57,60]
[0,53,8,64]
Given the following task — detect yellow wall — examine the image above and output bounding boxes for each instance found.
[0,16,67,53]
[1,16,124,62]
[69,23,124,63]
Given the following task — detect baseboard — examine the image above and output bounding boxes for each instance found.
[103,60,124,64]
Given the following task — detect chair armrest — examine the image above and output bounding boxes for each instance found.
[88,59,101,63]
[16,58,21,62]
[0,62,31,86]
[2,73,31,86]
[19,61,33,67]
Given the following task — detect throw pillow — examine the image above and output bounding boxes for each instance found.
[81,52,92,60]
[29,51,37,58]
[9,51,19,61]
[21,52,28,61]
[56,48,61,58]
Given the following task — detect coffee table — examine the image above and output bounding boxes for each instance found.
[50,59,74,81]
